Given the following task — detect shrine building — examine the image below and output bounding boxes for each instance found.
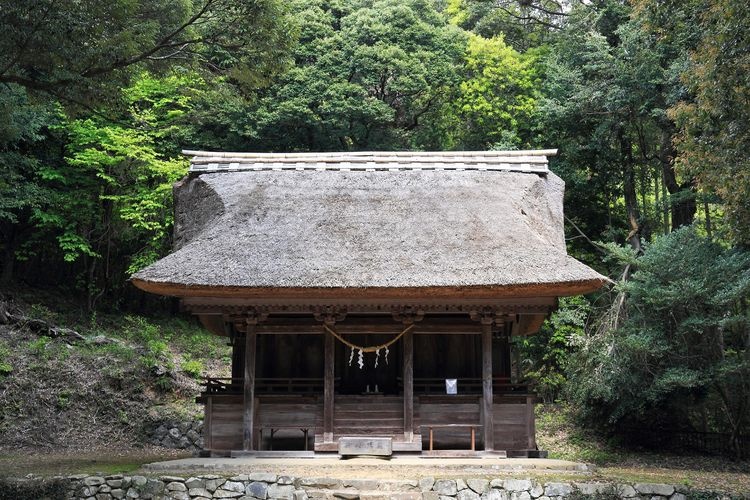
[131,150,607,457]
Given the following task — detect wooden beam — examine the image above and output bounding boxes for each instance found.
[324,331,334,442]
[481,322,494,451]
[205,396,213,450]
[243,323,257,450]
[403,329,414,442]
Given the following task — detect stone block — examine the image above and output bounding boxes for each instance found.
[214,489,245,498]
[293,489,309,500]
[529,484,543,499]
[670,494,687,500]
[617,484,637,498]
[456,479,468,492]
[268,483,296,499]
[573,483,610,496]
[433,480,457,496]
[419,478,435,492]
[131,476,148,488]
[504,480,531,492]
[278,476,295,485]
[543,483,572,497]
[510,493,530,500]
[297,477,342,489]
[332,490,359,499]
[635,484,675,496]
[84,476,106,486]
[168,491,189,500]
[246,481,269,499]
[467,479,489,494]
[489,480,504,489]
[107,479,123,488]
[224,481,248,493]
[110,489,124,499]
[166,481,187,491]
[248,473,279,483]
[206,477,227,492]
[482,489,509,500]
[188,487,212,498]
[379,480,418,491]
[344,479,380,490]
[185,477,205,489]
[457,489,481,500]
[422,492,440,500]
[161,476,185,483]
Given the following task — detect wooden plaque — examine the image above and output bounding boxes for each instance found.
[338,437,393,457]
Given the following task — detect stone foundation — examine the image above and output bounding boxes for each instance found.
[5,473,720,500]
[149,420,204,451]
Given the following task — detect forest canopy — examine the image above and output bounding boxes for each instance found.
[1,0,749,453]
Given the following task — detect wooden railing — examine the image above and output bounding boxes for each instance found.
[203,377,338,394]
[203,376,531,396]
[399,377,532,395]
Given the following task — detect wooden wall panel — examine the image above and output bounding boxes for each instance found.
[493,403,529,450]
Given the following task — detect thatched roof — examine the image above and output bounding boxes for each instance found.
[131,150,608,299]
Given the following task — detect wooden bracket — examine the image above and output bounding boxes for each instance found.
[391,306,425,324]
[469,306,505,326]
[313,306,347,325]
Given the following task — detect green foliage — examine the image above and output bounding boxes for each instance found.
[568,228,750,444]
[228,0,467,151]
[0,0,296,107]
[0,341,12,376]
[517,296,590,402]
[457,34,540,149]
[27,337,52,359]
[181,358,204,379]
[664,0,750,244]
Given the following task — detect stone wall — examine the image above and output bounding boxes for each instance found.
[19,473,722,500]
[149,420,204,451]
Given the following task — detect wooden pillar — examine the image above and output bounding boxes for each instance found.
[481,321,494,451]
[243,321,257,451]
[403,329,414,442]
[324,329,335,442]
[526,394,537,450]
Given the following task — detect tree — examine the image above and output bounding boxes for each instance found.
[25,73,195,309]
[456,34,540,149]
[568,228,750,457]
[541,1,696,256]
[229,0,467,151]
[0,85,61,285]
[658,0,750,245]
[0,0,296,108]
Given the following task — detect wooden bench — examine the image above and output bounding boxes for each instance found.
[258,426,310,451]
[425,424,481,451]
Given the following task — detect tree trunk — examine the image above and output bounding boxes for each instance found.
[660,130,696,229]
[0,226,16,286]
[620,131,642,253]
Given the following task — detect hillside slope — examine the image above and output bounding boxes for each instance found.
[0,288,229,451]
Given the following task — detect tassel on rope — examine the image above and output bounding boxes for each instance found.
[348,347,354,367]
